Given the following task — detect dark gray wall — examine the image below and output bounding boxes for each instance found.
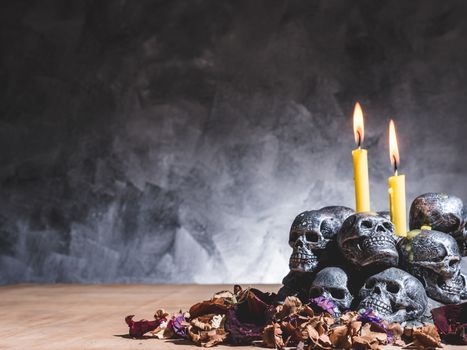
[1,0,466,284]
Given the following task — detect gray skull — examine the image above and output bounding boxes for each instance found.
[309,267,353,315]
[399,229,466,304]
[337,213,398,269]
[461,208,467,255]
[410,193,465,253]
[289,206,354,272]
[358,267,428,323]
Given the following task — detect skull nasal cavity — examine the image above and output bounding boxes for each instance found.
[376,224,386,232]
[374,285,382,294]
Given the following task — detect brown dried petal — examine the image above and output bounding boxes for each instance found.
[329,325,352,349]
[350,321,363,336]
[412,324,442,349]
[302,304,315,318]
[340,311,359,324]
[360,323,387,344]
[352,335,381,350]
[305,323,320,342]
[188,326,228,348]
[154,309,169,319]
[317,333,333,350]
[262,323,284,348]
[275,296,302,319]
[189,298,231,319]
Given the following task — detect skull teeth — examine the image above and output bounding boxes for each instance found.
[438,278,462,294]
[360,298,393,315]
[362,235,395,250]
[289,254,316,265]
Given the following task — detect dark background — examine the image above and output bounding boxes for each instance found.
[1,0,466,284]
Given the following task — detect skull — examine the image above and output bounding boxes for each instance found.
[358,267,428,323]
[461,208,467,255]
[289,206,354,273]
[399,229,466,304]
[309,267,353,315]
[410,193,464,252]
[337,213,398,269]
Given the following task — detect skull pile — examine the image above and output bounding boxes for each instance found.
[358,267,428,323]
[399,229,467,304]
[280,192,466,324]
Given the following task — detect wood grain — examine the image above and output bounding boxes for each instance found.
[0,284,462,350]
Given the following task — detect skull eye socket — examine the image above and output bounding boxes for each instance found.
[382,222,393,231]
[386,282,400,294]
[306,231,320,242]
[329,288,345,299]
[432,250,447,262]
[443,213,461,232]
[320,219,333,237]
[309,287,323,298]
[361,220,374,229]
[289,231,301,245]
[449,258,460,267]
[365,279,376,289]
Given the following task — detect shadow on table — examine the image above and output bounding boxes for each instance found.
[113,335,194,345]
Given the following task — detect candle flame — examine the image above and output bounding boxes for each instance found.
[353,102,364,147]
[389,119,400,172]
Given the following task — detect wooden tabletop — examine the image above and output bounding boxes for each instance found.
[0,284,462,350]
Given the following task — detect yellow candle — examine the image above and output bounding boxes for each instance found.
[388,120,407,236]
[352,102,370,212]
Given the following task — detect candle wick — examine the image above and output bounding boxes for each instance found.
[393,155,398,175]
[357,131,362,148]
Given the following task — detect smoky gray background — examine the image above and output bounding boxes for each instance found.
[1,0,466,284]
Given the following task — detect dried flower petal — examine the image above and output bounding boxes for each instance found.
[431,302,467,345]
[275,296,302,319]
[412,324,442,349]
[189,298,231,319]
[125,315,166,338]
[309,296,338,316]
[262,323,284,348]
[329,324,352,349]
[224,309,264,344]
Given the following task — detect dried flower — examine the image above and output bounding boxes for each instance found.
[125,315,166,338]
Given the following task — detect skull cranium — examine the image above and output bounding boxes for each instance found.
[358,267,428,323]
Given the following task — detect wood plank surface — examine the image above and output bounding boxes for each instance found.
[0,284,462,350]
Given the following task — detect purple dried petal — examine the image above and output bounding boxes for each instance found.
[358,308,392,343]
[168,313,188,338]
[309,296,338,316]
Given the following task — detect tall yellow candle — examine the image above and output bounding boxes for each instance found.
[388,120,407,237]
[352,102,370,212]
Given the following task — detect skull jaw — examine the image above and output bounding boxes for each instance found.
[345,247,399,269]
[359,297,419,323]
[424,273,465,304]
[289,253,318,273]
[360,248,399,268]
